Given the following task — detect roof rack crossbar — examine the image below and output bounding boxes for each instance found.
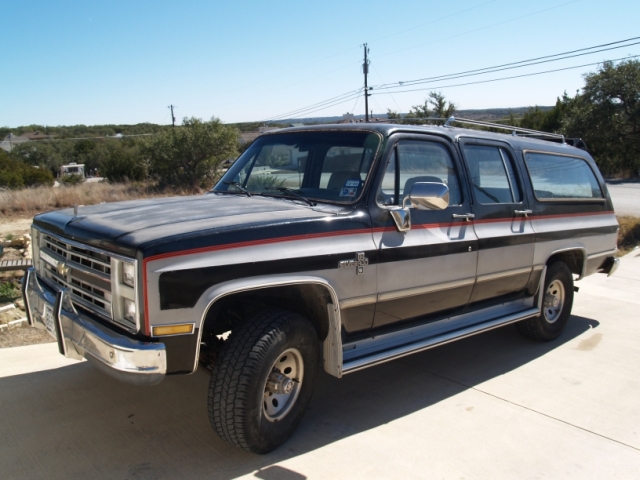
[384,116,565,143]
[443,116,566,143]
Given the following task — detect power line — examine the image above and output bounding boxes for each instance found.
[372,54,640,97]
[256,34,639,124]
[374,37,640,90]
[259,89,362,123]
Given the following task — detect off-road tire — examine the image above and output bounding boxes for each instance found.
[517,261,574,341]
[208,309,320,454]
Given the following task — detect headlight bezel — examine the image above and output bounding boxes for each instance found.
[121,262,135,288]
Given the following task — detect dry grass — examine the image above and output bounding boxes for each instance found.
[0,182,199,217]
[617,215,640,255]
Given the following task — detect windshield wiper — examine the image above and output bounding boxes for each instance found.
[265,187,316,206]
[223,181,252,196]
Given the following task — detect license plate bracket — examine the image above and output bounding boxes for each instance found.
[44,304,57,339]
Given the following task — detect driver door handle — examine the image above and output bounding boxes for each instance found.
[514,209,533,217]
[452,213,475,222]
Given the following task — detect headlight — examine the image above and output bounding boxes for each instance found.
[123,298,137,323]
[122,262,135,287]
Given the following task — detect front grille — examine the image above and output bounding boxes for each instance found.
[36,230,135,331]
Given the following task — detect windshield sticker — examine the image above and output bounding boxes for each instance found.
[344,179,361,188]
[340,187,358,197]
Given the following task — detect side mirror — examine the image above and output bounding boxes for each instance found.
[406,182,449,210]
[389,182,450,233]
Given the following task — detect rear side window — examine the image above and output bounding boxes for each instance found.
[463,145,522,204]
[524,152,603,200]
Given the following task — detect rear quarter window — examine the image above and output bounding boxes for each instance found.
[524,152,603,200]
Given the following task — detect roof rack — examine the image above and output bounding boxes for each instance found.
[385,116,566,144]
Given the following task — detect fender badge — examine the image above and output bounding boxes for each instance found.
[339,252,369,275]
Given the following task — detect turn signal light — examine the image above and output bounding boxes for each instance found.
[152,324,194,336]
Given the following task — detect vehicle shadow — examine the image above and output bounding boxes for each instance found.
[0,315,598,480]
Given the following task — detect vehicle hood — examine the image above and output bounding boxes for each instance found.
[33,194,347,257]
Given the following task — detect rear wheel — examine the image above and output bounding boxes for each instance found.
[208,309,320,454]
[517,261,574,341]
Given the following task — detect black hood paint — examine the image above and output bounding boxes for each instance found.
[33,193,362,258]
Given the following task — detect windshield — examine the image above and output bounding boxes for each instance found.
[213,131,381,204]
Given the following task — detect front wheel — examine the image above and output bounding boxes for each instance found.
[208,309,320,454]
[517,261,574,341]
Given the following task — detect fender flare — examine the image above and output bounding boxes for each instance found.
[191,275,344,377]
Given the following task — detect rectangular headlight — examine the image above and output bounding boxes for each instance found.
[122,262,135,288]
[123,298,137,324]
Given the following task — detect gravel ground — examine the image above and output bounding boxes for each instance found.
[0,327,54,348]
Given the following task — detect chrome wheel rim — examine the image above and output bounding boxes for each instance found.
[543,279,565,324]
[263,348,304,422]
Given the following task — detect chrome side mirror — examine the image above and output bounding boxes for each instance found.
[407,182,449,210]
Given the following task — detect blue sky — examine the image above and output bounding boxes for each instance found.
[1,0,638,127]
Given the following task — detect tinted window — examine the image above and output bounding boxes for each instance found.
[463,145,521,204]
[378,141,461,206]
[524,152,603,200]
[214,131,381,203]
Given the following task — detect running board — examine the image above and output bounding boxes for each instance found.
[342,307,539,375]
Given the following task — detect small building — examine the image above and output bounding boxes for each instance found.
[60,162,85,178]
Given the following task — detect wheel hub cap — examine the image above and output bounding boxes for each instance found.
[262,348,304,422]
[543,279,565,324]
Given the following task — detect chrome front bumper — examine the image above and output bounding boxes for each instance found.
[22,268,166,386]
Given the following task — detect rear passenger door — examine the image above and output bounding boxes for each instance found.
[370,135,478,329]
[459,139,535,304]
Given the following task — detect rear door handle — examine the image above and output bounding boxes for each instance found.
[514,209,533,217]
[452,213,475,222]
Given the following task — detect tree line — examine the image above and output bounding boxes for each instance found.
[1,117,239,190]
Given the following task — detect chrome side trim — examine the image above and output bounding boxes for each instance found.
[339,295,377,309]
[476,266,532,283]
[194,276,343,378]
[378,277,475,302]
[342,307,540,375]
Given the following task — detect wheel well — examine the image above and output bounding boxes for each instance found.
[201,284,332,343]
[546,249,585,277]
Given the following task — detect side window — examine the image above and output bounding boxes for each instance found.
[524,152,603,200]
[378,141,461,206]
[463,145,522,204]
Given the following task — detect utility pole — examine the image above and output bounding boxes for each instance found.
[363,44,370,122]
[168,105,176,128]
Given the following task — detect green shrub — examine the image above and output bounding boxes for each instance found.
[0,150,54,188]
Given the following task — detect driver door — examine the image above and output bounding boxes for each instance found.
[370,135,478,329]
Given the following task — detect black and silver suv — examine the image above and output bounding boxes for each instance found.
[23,119,619,453]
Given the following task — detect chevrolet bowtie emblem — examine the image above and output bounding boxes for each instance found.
[339,252,369,275]
[57,262,70,276]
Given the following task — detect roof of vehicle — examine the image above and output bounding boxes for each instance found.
[263,121,590,158]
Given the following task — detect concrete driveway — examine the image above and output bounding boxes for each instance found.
[2,253,640,479]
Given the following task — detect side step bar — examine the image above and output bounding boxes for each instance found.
[342,307,539,375]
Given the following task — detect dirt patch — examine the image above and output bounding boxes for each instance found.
[0,216,32,237]
[0,327,55,348]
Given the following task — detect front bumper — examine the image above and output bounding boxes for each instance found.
[22,268,166,386]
